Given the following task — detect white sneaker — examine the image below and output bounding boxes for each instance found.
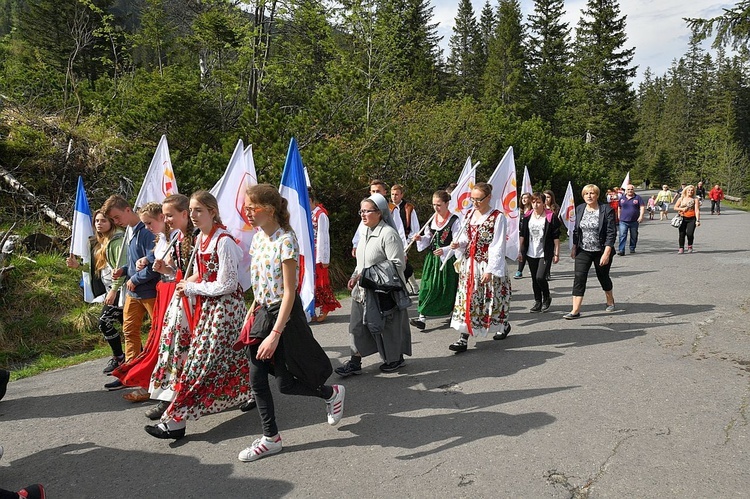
[238,435,282,462]
[325,385,346,426]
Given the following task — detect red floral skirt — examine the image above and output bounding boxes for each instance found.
[314,263,341,314]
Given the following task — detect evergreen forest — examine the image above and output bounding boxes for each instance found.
[1,0,749,270]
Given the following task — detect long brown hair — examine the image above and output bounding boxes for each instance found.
[246,183,292,231]
[191,190,223,226]
[92,210,118,272]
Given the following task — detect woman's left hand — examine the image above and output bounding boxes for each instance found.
[175,281,187,297]
[480,272,492,285]
[553,254,559,264]
[433,248,443,256]
[600,254,611,266]
[257,334,280,361]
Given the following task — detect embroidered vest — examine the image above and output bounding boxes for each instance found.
[465,209,500,264]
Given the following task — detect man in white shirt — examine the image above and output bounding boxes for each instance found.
[351,180,406,255]
[391,184,420,295]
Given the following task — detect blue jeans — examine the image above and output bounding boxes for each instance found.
[618,220,639,253]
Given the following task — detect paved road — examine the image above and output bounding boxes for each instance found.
[1,200,748,498]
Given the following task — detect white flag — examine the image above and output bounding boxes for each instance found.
[210,139,256,292]
[279,138,316,320]
[559,181,576,250]
[487,146,519,261]
[448,156,477,216]
[134,135,178,208]
[70,176,98,303]
[522,166,533,195]
[621,171,631,190]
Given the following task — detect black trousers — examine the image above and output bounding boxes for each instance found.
[99,304,124,357]
[572,249,613,297]
[526,256,552,302]
[678,216,697,248]
[247,339,331,437]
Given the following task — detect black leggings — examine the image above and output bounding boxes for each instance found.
[247,339,333,437]
[678,216,696,248]
[516,258,526,273]
[99,305,124,357]
[0,488,21,499]
[572,249,613,297]
[526,256,552,302]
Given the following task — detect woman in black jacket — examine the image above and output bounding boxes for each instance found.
[564,184,617,319]
[518,192,561,312]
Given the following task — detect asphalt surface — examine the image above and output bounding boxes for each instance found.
[1,194,748,498]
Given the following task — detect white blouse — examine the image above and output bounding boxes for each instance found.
[183,229,242,297]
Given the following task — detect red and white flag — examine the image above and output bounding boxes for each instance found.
[134,135,178,208]
[448,157,477,216]
[559,181,576,249]
[210,139,256,291]
[522,165,533,195]
[279,138,316,320]
[488,146,519,261]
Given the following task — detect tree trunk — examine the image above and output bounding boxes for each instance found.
[0,166,72,230]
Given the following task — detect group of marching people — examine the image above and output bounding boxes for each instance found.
[67,187,344,463]
[65,173,639,463]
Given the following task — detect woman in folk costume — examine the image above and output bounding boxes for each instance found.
[448,182,512,353]
[145,191,250,439]
[309,189,341,322]
[140,194,199,421]
[409,190,461,331]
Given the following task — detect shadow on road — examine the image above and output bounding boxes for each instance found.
[1,442,294,498]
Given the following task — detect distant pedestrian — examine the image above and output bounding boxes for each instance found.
[647,195,656,220]
[655,185,673,221]
[696,181,706,200]
[709,184,724,215]
[673,185,701,254]
[564,184,616,319]
[514,192,533,279]
[617,184,645,255]
[309,190,341,322]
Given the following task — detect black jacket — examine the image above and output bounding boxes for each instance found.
[519,209,561,260]
[572,203,616,253]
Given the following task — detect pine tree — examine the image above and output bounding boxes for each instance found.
[527,0,570,131]
[565,0,637,171]
[483,0,529,115]
[447,0,481,97]
[476,1,495,84]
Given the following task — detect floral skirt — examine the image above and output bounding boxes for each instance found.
[450,259,511,337]
[159,288,251,423]
[315,263,342,314]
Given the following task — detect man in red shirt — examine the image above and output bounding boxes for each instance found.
[709,184,725,215]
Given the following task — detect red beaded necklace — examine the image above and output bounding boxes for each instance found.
[199,224,219,252]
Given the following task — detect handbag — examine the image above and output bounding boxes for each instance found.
[360,260,403,292]
[670,214,683,227]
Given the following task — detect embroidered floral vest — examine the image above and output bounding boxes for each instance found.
[197,233,233,283]
[465,209,500,263]
[431,214,459,251]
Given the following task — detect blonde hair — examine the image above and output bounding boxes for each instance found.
[581,184,600,197]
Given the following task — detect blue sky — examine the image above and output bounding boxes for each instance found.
[431,0,734,82]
